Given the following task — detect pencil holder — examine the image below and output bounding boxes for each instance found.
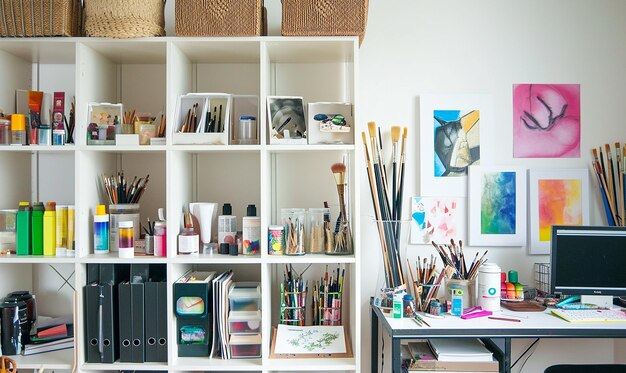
[306,208,329,253]
[445,278,475,309]
[316,289,342,326]
[280,285,306,326]
[413,283,442,312]
[281,208,305,255]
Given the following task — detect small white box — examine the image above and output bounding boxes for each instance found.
[307,102,353,145]
[115,134,139,146]
[172,93,231,145]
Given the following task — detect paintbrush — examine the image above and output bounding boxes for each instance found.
[391,126,401,221]
[331,162,348,225]
[606,144,618,212]
[592,148,617,225]
[362,132,393,286]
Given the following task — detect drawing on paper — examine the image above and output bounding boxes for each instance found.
[538,179,583,242]
[433,110,480,177]
[410,197,465,244]
[481,172,516,235]
[513,84,580,158]
[288,329,339,352]
[274,325,347,355]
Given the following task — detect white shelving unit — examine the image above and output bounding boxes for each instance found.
[0,36,360,373]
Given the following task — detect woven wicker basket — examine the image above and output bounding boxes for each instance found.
[282,0,368,44]
[84,0,165,38]
[0,0,82,37]
[175,0,265,37]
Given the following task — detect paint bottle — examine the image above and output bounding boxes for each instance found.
[393,292,403,319]
[10,114,26,145]
[118,221,134,258]
[55,205,67,256]
[94,205,109,254]
[268,225,284,255]
[31,202,44,255]
[42,202,56,256]
[242,204,260,255]
[218,203,237,244]
[178,212,199,255]
[0,117,10,145]
[16,202,32,256]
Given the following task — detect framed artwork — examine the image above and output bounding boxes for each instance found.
[513,84,581,158]
[267,96,306,144]
[410,197,466,245]
[420,94,491,196]
[468,166,527,246]
[528,169,590,254]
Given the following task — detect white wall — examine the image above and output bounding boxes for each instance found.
[164,1,626,371]
[358,0,626,372]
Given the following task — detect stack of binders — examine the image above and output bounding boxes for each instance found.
[118,264,167,363]
[83,264,167,364]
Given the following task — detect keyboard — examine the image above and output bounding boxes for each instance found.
[552,308,626,322]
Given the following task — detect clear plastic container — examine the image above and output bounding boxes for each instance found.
[228,310,261,334]
[0,209,17,251]
[109,204,140,251]
[281,208,305,255]
[307,208,330,253]
[237,115,258,145]
[228,282,261,311]
[229,334,261,358]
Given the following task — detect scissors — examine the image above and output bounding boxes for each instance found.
[0,356,17,373]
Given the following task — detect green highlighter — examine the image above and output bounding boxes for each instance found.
[31,202,45,255]
[16,202,32,255]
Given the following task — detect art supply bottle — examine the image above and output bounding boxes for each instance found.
[16,202,32,256]
[393,292,403,319]
[118,221,134,258]
[178,212,199,255]
[10,114,26,145]
[268,225,284,255]
[43,202,56,256]
[477,262,501,311]
[55,205,68,256]
[218,203,237,244]
[153,218,167,257]
[94,205,109,254]
[450,287,464,316]
[31,202,44,255]
[403,294,415,318]
[242,204,260,255]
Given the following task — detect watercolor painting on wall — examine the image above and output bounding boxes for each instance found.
[528,169,590,254]
[513,84,580,158]
[410,197,466,245]
[468,166,527,246]
[420,95,491,196]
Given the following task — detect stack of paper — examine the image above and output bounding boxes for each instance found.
[406,341,498,372]
[427,338,493,362]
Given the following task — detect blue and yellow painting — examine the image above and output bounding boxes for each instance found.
[481,172,516,234]
[434,110,480,177]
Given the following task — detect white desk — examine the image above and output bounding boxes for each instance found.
[370,300,626,373]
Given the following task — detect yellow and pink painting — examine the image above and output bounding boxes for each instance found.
[537,179,583,241]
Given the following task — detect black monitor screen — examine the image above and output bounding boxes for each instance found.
[551,225,626,296]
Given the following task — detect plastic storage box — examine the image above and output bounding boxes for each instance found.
[229,310,261,334]
[228,282,261,311]
[229,333,261,358]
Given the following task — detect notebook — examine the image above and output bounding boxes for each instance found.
[551,308,626,322]
[427,338,493,362]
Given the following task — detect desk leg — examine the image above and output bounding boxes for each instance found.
[392,337,401,373]
[371,307,378,373]
[503,338,511,373]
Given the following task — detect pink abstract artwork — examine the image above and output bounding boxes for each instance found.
[410,197,466,245]
[513,84,580,158]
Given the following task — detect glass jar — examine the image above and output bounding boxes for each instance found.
[281,208,305,255]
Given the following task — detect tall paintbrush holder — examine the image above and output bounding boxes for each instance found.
[372,219,411,291]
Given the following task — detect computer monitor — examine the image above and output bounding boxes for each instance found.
[550,225,626,306]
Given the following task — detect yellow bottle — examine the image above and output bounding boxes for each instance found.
[43,202,56,256]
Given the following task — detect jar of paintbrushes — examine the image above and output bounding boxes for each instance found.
[281,208,305,255]
[329,161,353,255]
